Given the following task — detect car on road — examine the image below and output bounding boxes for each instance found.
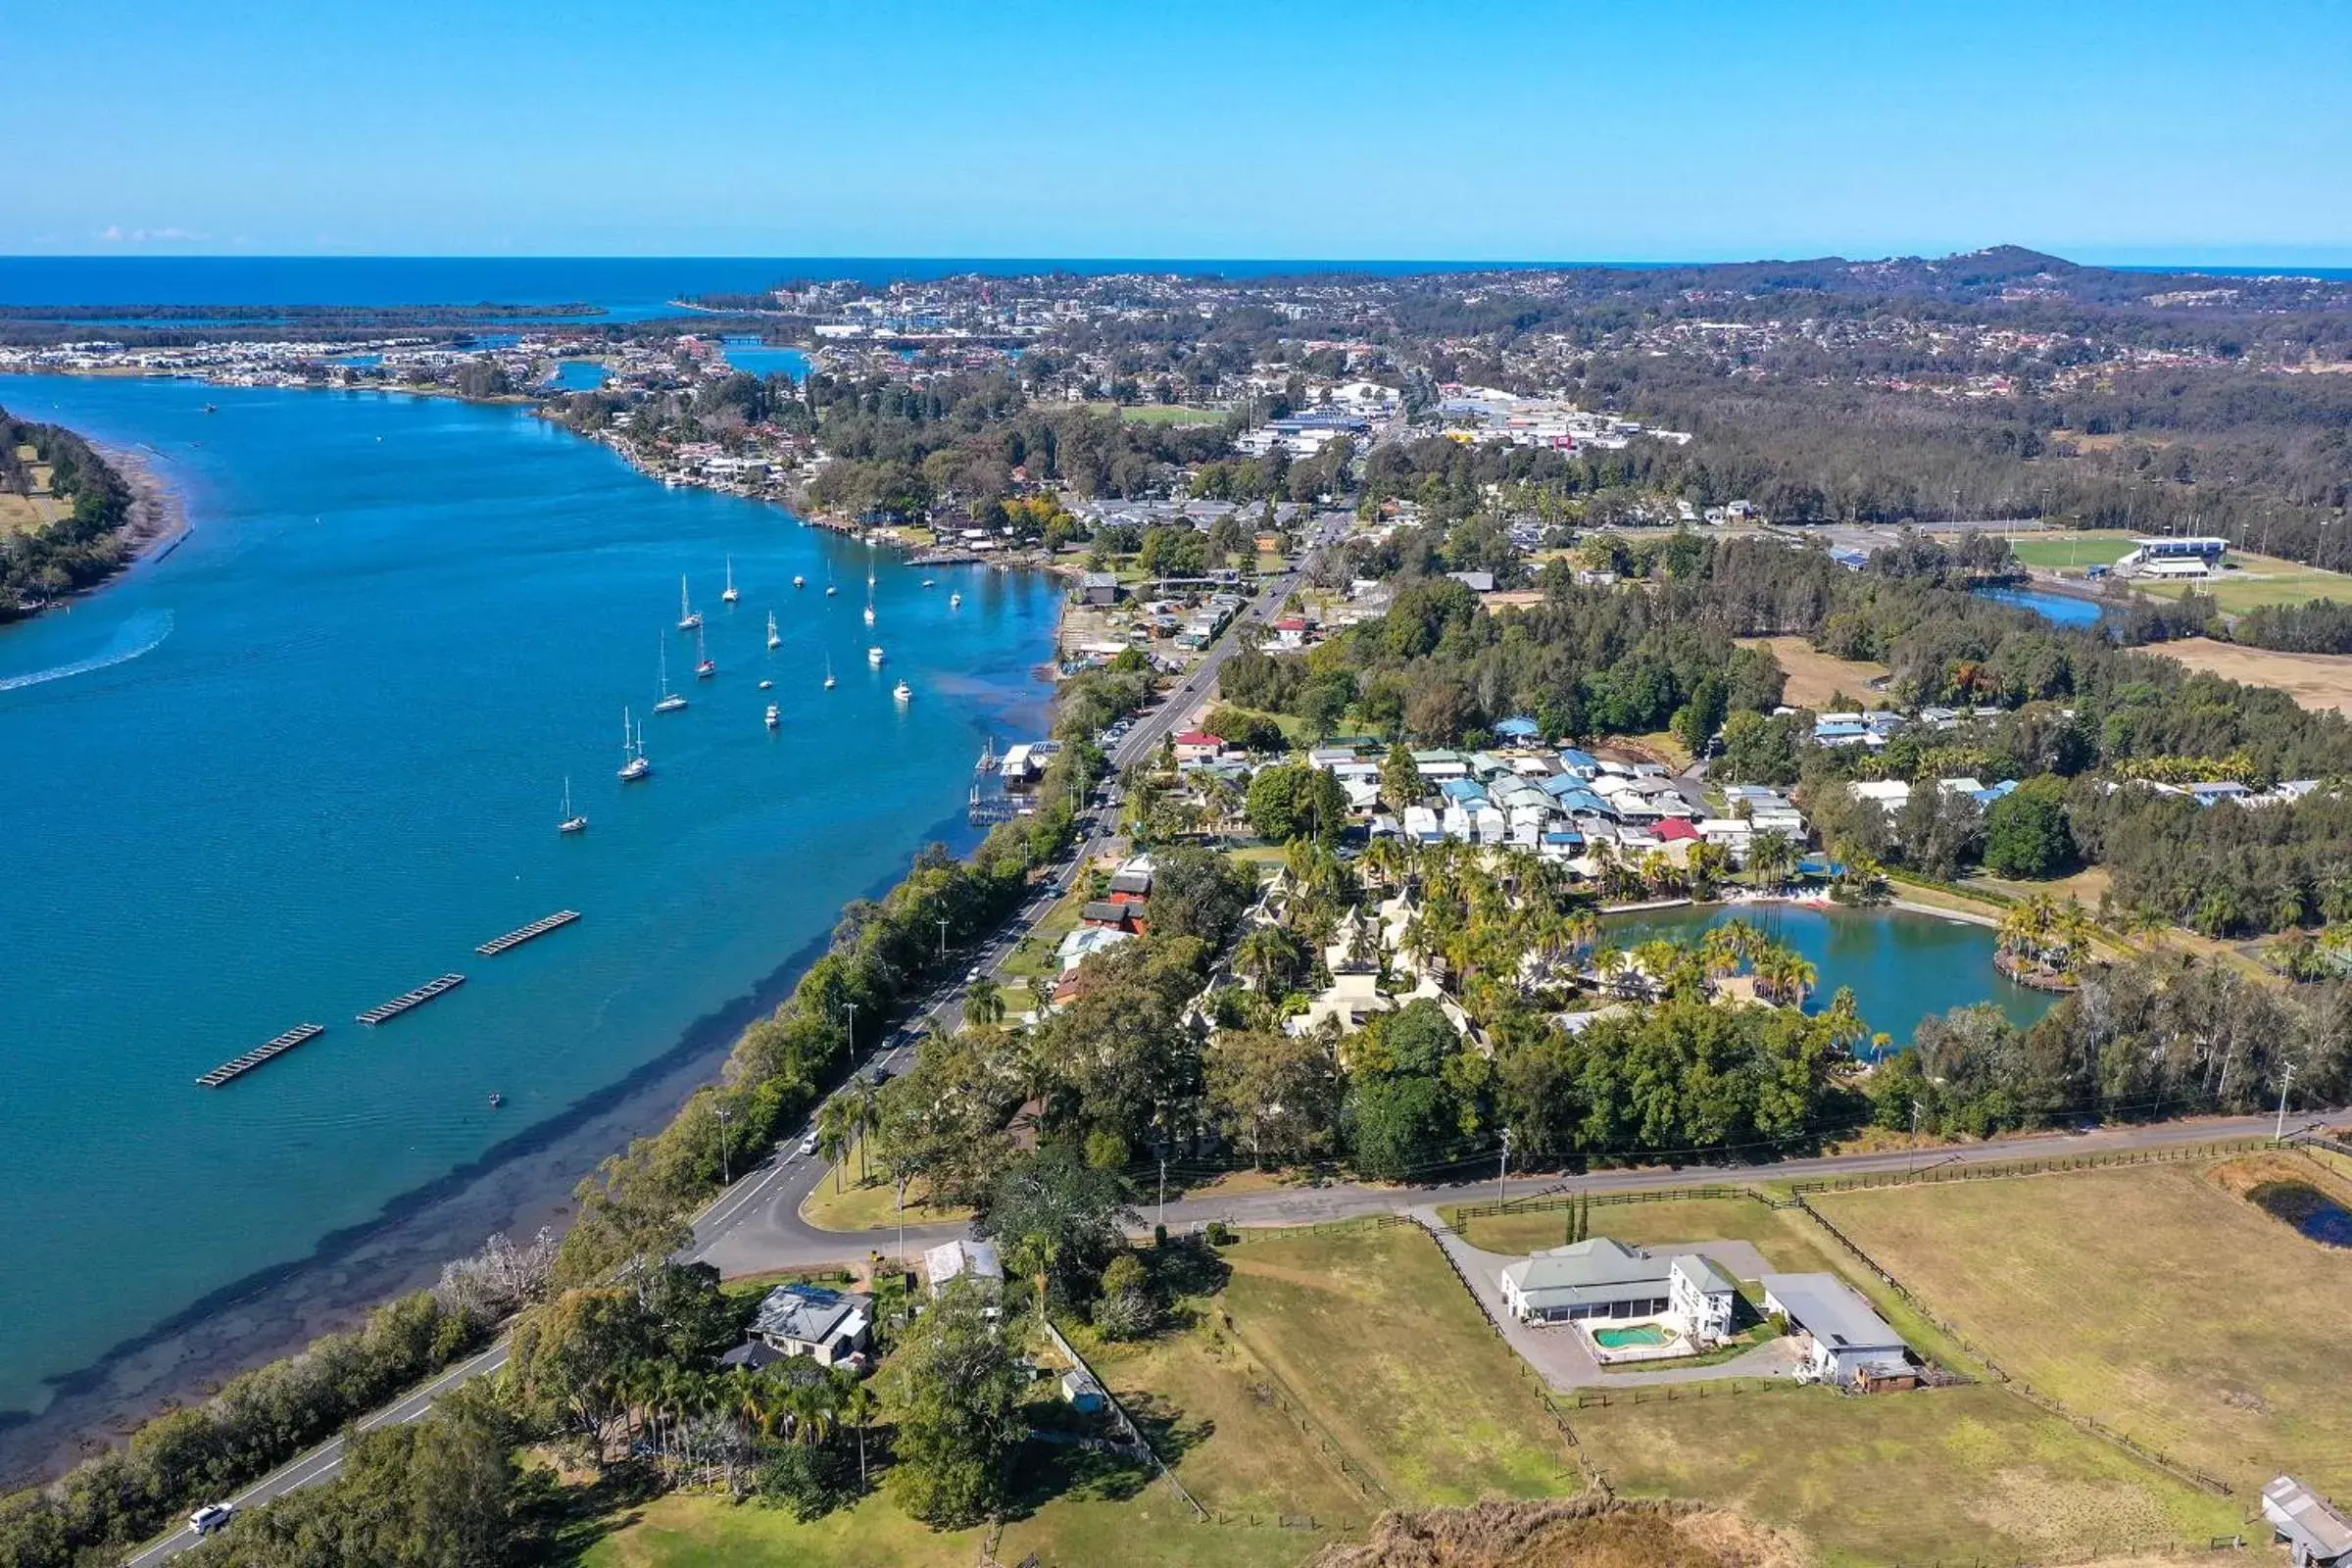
[965,965,983,983]
[189,1503,236,1536]
[797,1131,819,1157]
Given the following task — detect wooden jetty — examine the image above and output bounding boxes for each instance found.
[196,1023,326,1088]
[357,973,466,1026]
[476,908,581,956]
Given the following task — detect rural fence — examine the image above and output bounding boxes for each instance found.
[1212,1306,1395,1506]
[1884,1534,2247,1568]
[1449,1183,1752,1222]
[1211,1211,1413,1244]
[1568,1377,1810,1409]
[2292,1129,2352,1160]
[1787,1194,2237,1498]
[1038,1316,1207,1522]
[1788,1138,2277,1198]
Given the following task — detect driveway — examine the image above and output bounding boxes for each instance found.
[1413,1213,1800,1393]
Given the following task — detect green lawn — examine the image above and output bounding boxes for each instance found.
[1577,1383,2244,1568]
[579,1489,1315,1568]
[997,885,1091,988]
[1218,1227,1578,1505]
[1815,1157,2352,1495]
[796,1152,970,1233]
[2141,552,2352,613]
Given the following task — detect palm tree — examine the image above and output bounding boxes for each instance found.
[840,1377,879,1489]
[1684,840,1729,899]
[965,975,1005,1027]
[816,1096,858,1193]
[1747,830,1798,892]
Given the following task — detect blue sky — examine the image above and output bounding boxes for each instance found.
[8,0,2350,263]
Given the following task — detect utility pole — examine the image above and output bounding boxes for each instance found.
[2276,1062,2298,1142]
[1909,1100,1923,1174]
[1496,1127,1512,1205]
[845,1001,858,1058]
[1158,1156,1168,1228]
[936,917,949,960]
[714,1103,734,1186]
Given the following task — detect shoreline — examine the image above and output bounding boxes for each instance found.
[0,793,988,1486]
[0,387,1076,1485]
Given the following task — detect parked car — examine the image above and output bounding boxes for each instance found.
[189,1503,236,1537]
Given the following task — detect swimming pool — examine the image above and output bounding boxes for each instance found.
[1592,1323,1674,1348]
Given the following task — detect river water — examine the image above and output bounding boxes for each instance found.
[0,374,1058,1436]
[1601,903,2055,1052]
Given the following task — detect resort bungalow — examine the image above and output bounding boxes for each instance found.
[1760,1273,1913,1389]
[1497,1238,1739,1343]
[744,1284,871,1368]
[2263,1476,2352,1567]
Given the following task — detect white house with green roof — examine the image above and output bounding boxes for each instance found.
[1497,1237,1740,1343]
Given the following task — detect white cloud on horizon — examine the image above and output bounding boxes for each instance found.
[94,224,210,244]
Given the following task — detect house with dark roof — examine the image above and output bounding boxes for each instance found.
[745,1283,871,1368]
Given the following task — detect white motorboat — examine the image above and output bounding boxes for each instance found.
[866,646,884,667]
[950,592,962,609]
[764,704,781,730]
[893,680,912,703]
[793,574,806,589]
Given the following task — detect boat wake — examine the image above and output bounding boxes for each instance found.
[0,610,175,694]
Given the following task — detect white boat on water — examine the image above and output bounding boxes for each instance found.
[758,678,773,690]
[921,578,935,588]
[617,710,652,781]
[653,638,688,712]
[793,573,806,589]
[764,704,781,730]
[893,680,912,703]
[765,612,781,650]
[825,581,838,597]
[676,576,701,630]
[823,654,836,690]
[721,556,740,604]
[867,646,885,667]
[694,626,716,679]
[559,776,588,834]
[950,591,962,609]
[862,604,875,626]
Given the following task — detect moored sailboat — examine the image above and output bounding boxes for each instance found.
[721,556,740,603]
[766,612,781,650]
[559,776,588,834]
[676,575,701,630]
[617,710,652,781]
[653,637,688,712]
[694,626,716,679]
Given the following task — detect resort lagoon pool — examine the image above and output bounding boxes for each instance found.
[1601,903,2055,1052]
[1592,1323,1675,1348]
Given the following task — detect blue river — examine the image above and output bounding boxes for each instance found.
[0,374,1058,1426]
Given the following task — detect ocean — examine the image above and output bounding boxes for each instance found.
[0,372,1057,1451]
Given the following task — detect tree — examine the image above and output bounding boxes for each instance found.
[1245,761,1347,846]
[1716,710,1803,785]
[973,1144,1140,1311]
[964,975,1005,1027]
[1672,673,1730,758]
[1146,845,1255,948]
[1205,1022,1345,1165]
[1983,778,2077,880]
[884,1283,1027,1529]
[1379,741,1426,809]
